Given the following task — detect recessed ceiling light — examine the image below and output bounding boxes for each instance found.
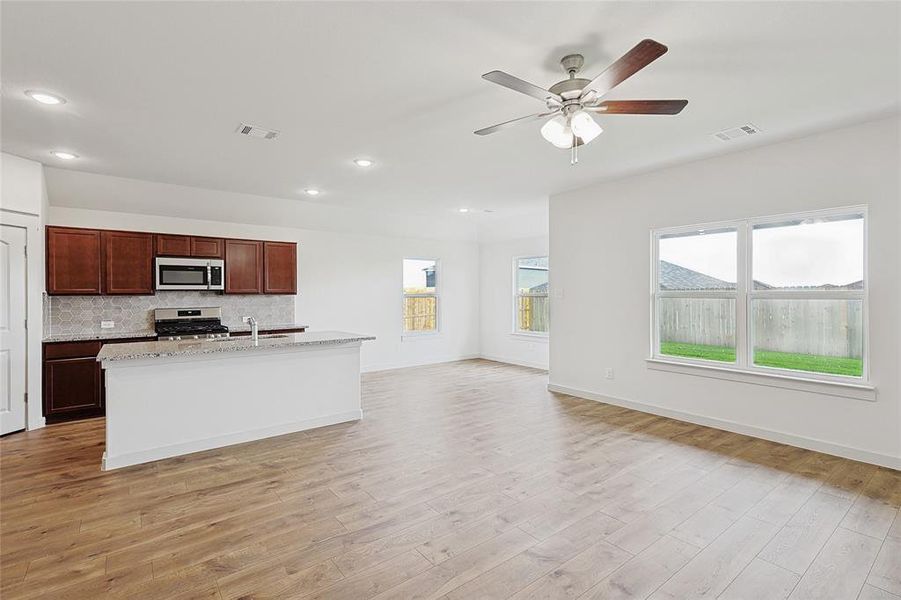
[50,151,78,160]
[26,90,66,105]
[458,208,470,213]
[353,158,374,168]
[304,188,321,196]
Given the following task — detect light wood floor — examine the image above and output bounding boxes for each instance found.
[2,360,899,600]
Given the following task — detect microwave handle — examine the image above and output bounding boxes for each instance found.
[207,263,212,289]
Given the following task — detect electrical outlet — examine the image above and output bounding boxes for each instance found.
[101,320,115,329]
[605,368,614,380]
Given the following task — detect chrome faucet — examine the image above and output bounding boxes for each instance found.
[248,316,258,343]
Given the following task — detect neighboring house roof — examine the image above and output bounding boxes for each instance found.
[659,261,734,290]
[660,260,863,291]
[529,282,549,293]
[782,280,864,290]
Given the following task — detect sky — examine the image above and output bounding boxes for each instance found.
[403,258,436,291]
[659,218,864,288]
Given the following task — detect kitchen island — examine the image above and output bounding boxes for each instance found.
[97,331,374,470]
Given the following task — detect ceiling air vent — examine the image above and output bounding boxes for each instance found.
[713,123,761,142]
[235,123,279,140]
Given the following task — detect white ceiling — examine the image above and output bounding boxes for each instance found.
[2,1,899,220]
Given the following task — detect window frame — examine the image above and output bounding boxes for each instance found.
[650,205,869,386]
[402,257,440,337]
[512,255,550,337]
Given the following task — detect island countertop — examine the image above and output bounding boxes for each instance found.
[97,331,375,363]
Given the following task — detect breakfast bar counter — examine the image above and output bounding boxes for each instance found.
[97,331,374,470]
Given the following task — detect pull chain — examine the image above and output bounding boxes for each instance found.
[570,136,579,166]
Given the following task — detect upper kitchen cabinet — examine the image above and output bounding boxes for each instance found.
[46,226,102,295]
[154,234,191,257]
[263,242,297,294]
[102,231,154,294]
[225,239,263,294]
[155,234,223,258]
[191,237,224,258]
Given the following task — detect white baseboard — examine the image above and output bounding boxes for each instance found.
[480,354,549,371]
[547,383,900,470]
[102,410,362,470]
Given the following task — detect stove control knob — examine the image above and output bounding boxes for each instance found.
[175,336,181,341]
[193,335,200,340]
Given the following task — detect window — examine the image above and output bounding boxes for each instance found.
[515,256,549,334]
[652,208,867,382]
[403,258,438,333]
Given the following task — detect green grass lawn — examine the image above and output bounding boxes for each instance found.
[660,342,862,377]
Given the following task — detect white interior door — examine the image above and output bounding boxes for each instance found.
[1,224,27,435]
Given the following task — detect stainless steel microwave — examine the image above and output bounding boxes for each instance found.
[155,257,225,291]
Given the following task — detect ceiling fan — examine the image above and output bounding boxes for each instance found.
[475,39,687,163]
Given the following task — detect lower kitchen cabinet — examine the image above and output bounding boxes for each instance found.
[43,337,152,423]
[43,341,103,423]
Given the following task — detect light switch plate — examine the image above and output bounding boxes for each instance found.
[101,320,115,329]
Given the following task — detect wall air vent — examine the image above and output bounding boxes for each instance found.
[713,123,761,142]
[235,123,279,140]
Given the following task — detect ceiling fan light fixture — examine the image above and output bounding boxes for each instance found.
[570,111,603,144]
[540,116,574,149]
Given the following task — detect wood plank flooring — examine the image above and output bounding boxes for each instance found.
[1,359,899,599]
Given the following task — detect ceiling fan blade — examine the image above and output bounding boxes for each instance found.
[474,111,559,136]
[580,39,669,100]
[482,70,563,104]
[588,99,688,115]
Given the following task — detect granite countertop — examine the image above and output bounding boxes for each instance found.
[44,323,309,343]
[97,331,375,363]
[43,330,158,344]
[228,323,310,333]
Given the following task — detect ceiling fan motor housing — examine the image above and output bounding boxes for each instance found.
[549,78,591,100]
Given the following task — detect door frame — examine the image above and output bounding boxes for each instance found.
[0,210,45,431]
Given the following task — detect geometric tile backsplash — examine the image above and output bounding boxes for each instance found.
[45,291,295,336]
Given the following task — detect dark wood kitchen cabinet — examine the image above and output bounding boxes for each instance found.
[101,231,154,294]
[43,341,102,422]
[48,226,295,296]
[155,234,223,258]
[263,241,297,294]
[43,337,154,423]
[225,239,263,294]
[46,226,102,295]
[191,237,224,258]
[154,234,192,257]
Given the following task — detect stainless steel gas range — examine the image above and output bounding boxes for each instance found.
[154,307,230,341]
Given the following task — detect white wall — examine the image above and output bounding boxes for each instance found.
[49,206,481,372]
[479,235,549,370]
[1,153,47,215]
[1,152,48,430]
[549,116,900,468]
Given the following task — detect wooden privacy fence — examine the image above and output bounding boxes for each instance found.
[517,295,549,333]
[403,296,437,332]
[659,298,862,358]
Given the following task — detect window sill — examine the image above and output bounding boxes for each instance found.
[645,357,876,402]
[510,332,549,341]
